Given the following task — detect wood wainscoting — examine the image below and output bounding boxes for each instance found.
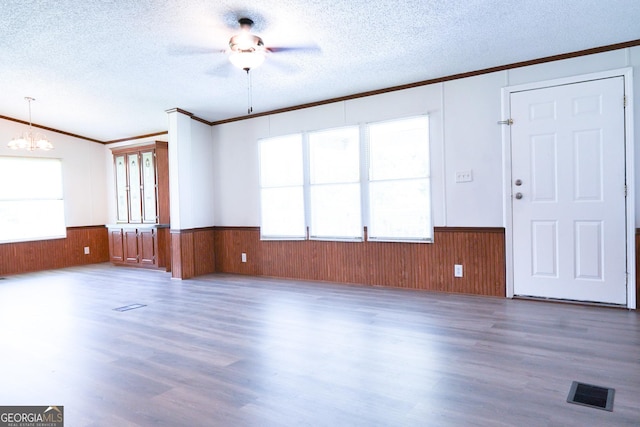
[636,229,640,306]
[0,226,109,276]
[171,227,216,279]
[213,226,506,296]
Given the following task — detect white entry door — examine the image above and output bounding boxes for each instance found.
[511,76,627,305]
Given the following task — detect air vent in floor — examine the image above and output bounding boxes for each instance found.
[113,303,147,312]
[567,381,614,411]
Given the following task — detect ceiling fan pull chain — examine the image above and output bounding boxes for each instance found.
[246,68,253,114]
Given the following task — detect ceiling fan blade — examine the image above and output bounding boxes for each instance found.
[206,61,235,78]
[263,56,300,74]
[168,45,226,56]
[267,45,321,54]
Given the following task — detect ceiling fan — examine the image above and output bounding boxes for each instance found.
[226,17,319,72]
[169,15,319,114]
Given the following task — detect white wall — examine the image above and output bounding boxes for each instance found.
[211,46,640,228]
[0,118,108,227]
[167,112,215,230]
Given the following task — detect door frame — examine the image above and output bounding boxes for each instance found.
[501,68,635,308]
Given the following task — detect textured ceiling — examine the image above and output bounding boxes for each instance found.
[1,0,639,142]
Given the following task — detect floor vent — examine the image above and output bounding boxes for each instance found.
[113,303,147,312]
[567,381,614,411]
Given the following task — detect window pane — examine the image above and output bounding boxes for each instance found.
[310,183,362,239]
[259,134,305,239]
[114,155,129,222]
[141,151,157,222]
[309,127,360,184]
[128,154,142,222]
[259,134,303,187]
[368,179,432,241]
[0,157,63,199]
[260,187,306,238]
[0,157,66,244]
[369,116,429,181]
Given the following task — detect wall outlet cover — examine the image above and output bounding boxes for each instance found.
[454,264,463,277]
[455,170,473,183]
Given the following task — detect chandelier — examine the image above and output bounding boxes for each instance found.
[8,97,54,151]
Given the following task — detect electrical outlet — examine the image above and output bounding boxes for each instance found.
[455,170,473,183]
[241,253,247,263]
[84,246,90,255]
[454,264,463,277]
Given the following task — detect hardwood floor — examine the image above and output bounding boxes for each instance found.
[0,264,638,426]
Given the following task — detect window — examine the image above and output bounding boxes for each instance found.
[258,115,431,243]
[259,134,306,239]
[367,116,431,242]
[0,157,66,243]
[309,127,362,240]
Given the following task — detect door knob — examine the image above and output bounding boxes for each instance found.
[515,192,523,200]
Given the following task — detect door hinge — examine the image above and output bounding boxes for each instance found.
[623,95,627,108]
[497,119,514,125]
[624,184,627,197]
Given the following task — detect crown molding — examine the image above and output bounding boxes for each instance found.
[105,131,168,144]
[4,38,639,142]
[209,38,640,126]
[0,115,104,144]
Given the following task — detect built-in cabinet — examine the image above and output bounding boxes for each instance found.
[107,142,170,270]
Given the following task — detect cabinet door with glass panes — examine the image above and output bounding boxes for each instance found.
[112,146,159,224]
[140,149,158,223]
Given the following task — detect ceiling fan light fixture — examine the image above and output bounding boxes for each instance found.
[229,33,264,52]
[229,50,265,71]
[227,18,267,71]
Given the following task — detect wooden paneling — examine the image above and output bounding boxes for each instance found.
[171,232,184,279]
[0,226,109,276]
[636,230,640,306]
[193,228,216,277]
[213,226,506,296]
[157,227,170,271]
[155,142,170,224]
[171,228,216,279]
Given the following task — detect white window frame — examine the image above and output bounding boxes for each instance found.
[258,115,432,243]
[308,125,363,241]
[366,115,433,243]
[258,134,307,240]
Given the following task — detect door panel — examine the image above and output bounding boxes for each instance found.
[511,76,626,305]
[531,220,558,277]
[124,229,139,264]
[139,229,157,266]
[109,229,124,263]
